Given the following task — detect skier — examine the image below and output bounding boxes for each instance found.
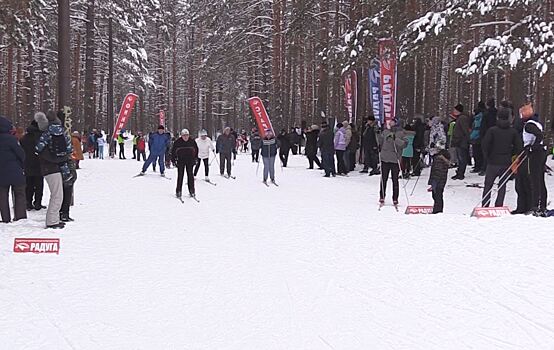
[318,121,336,177]
[512,103,548,215]
[378,120,408,207]
[470,101,486,175]
[172,129,199,198]
[216,127,236,178]
[20,119,46,210]
[139,125,170,176]
[194,129,215,181]
[0,116,27,223]
[261,129,279,185]
[428,141,450,214]
[250,132,262,163]
[481,108,522,207]
[450,104,470,180]
[360,116,380,175]
[277,129,291,167]
[305,125,322,169]
[334,123,348,175]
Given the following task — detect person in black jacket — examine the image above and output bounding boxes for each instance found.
[411,116,426,176]
[480,98,498,172]
[305,125,322,169]
[277,129,291,167]
[481,108,523,207]
[360,116,380,175]
[20,120,46,210]
[428,143,450,214]
[317,122,336,177]
[0,116,27,223]
[172,129,199,198]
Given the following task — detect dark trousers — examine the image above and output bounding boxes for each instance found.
[0,184,27,223]
[137,150,146,161]
[380,162,400,202]
[402,156,412,176]
[252,149,260,162]
[60,184,73,215]
[363,148,378,171]
[220,153,232,175]
[307,154,322,169]
[143,153,165,174]
[432,187,445,213]
[321,152,336,176]
[472,143,483,171]
[279,149,289,167]
[455,146,469,177]
[194,158,209,177]
[529,149,548,210]
[482,164,510,207]
[336,150,347,174]
[177,163,195,195]
[25,175,44,207]
[132,145,137,159]
[291,144,298,155]
[348,150,356,171]
[119,143,125,159]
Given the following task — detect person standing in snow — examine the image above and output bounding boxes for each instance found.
[470,101,486,176]
[194,129,215,181]
[411,116,426,176]
[334,123,348,175]
[378,120,408,206]
[97,133,106,159]
[401,124,415,179]
[0,116,27,223]
[512,103,548,215]
[139,125,171,176]
[360,116,380,175]
[428,141,450,214]
[481,108,522,208]
[71,131,84,169]
[346,122,359,172]
[135,132,146,161]
[261,130,279,185]
[277,129,291,167]
[216,127,236,178]
[305,125,322,170]
[480,98,498,173]
[428,116,447,156]
[20,119,45,211]
[172,129,199,198]
[117,131,127,159]
[318,121,336,177]
[250,132,262,163]
[450,104,471,180]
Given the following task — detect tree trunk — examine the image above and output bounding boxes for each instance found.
[83,0,96,132]
[57,0,71,123]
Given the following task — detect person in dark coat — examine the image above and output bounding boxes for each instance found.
[216,127,236,177]
[481,108,522,207]
[317,121,335,177]
[470,101,486,175]
[411,116,426,176]
[250,132,262,163]
[480,98,498,172]
[0,116,27,223]
[450,104,471,180]
[277,129,291,167]
[347,123,359,172]
[360,116,380,175]
[428,143,450,214]
[172,129,199,198]
[20,120,46,210]
[305,125,322,169]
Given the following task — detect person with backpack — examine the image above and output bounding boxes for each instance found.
[172,129,199,198]
[0,116,27,223]
[20,119,46,211]
[139,125,171,177]
[34,111,72,229]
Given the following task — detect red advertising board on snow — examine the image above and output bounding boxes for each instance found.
[471,207,511,218]
[112,93,138,140]
[14,238,60,255]
[247,97,275,138]
[405,206,434,215]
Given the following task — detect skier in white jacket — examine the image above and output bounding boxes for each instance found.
[194,129,215,181]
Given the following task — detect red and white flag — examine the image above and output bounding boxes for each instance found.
[379,39,397,127]
[112,93,138,140]
[247,97,274,138]
[343,71,357,123]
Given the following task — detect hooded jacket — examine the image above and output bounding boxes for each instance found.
[334,127,347,151]
[19,121,42,176]
[378,128,407,163]
[34,112,72,176]
[0,116,26,187]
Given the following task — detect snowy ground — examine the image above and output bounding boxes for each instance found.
[1,144,554,349]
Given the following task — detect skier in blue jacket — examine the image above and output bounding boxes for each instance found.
[139,125,170,176]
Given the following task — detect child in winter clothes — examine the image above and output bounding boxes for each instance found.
[402,124,415,178]
[428,142,450,214]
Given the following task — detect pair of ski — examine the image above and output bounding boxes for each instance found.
[133,173,172,180]
[221,175,236,180]
[378,201,399,212]
[177,194,200,203]
[263,181,279,187]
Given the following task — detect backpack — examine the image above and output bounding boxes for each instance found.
[49,132,68,158]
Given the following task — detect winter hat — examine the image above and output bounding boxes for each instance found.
[454,104,464,113]
[311,124,320,130]
[199,129,208,136]
[46,110,61,124]
[181,128,190,135]
[367,115,376,121]
[498,107,511,121]
[0,116,13,134]
[336,123,343,129]
[34,112,49,131]
[158,125,165,130]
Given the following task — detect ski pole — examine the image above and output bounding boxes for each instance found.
[375,132,386,203]
[473,150,526,209]
[409,154,425,196]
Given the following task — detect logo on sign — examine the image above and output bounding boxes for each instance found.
[14,238,60,254]
[471,207,511,218]
[405,206,434,215]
